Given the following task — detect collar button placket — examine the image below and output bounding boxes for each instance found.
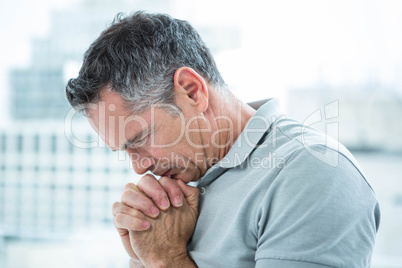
[199,186,206,195]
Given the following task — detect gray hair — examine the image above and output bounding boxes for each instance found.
[65,11,227,116]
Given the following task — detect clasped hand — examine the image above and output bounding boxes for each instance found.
[112,174,199,267]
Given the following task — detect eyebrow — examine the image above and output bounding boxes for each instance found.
[112,126,153,151]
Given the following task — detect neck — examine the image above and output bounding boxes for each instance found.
[203,88,256,168]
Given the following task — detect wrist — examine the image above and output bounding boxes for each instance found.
[143,249,196,268]
[170,251,196,267]
[144,259,168,268]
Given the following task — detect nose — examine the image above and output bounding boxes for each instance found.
[126,147,154,174]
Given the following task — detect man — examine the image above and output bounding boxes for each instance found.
[65,11,380,267]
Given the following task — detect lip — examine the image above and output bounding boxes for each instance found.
[161,168,172,177]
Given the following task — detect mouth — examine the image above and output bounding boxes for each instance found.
[161,168,172,178]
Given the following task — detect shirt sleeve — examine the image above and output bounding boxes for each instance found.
[256,258,337,268]
[254,145,380,268]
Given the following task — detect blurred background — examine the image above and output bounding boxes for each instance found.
[0,0,401,267]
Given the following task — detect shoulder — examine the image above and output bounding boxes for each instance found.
[254,118,380,233]
[254,141,380,267]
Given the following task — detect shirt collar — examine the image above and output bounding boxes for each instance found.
[199,98,284,184]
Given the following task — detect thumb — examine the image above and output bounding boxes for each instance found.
[176,180,199,211]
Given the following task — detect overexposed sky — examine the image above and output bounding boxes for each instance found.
[0,0,78,123]
[213,0,402,101]
[0,0,78,67]
[2,0,402,81]
[1,0,402,122]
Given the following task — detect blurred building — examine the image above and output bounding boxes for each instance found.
[1,1,158,267]
[9,1,136,119]
[2,0,242,230]
[0,1,242,267]
[4,0,401,266]
[0,123,133,236]
[0,121,136,267]
[285,84,402,265]
[286,83,402,152]
[8,0,240,120]
[2,0,148,235]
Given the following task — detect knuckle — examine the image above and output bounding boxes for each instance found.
[115,213,135,230]
[132,209,144,219]
[137,174,158,190]
[123,182,136,191]
[158,176,170,184]
[168,188,182,199]
[138,174,156,184]
[142,173,156,180]
[121,189,153,209]
[112,201,121,212]
[160,179,181,195]
[192,186,199,194]
[122,189,134,200]
[114,202,132,215]
[154,188,168,200]
[114,213,123,226]
[140,183,166,200]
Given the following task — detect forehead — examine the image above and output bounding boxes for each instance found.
[86,89,151,149]
[87,89,130,125]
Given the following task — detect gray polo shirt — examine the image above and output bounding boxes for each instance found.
[188,99,380,268]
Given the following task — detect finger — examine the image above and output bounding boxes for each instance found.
[114,212,150,231]
[120,190,160,218]
[119,231,139,261]
[112,201,158,218]
[121,182,160,217]
[177,180,199,211]
[137,174,170,210]
[159,176,184,207]
[115,225,128,237]
[123,182,137,192]
[112,201,133,217]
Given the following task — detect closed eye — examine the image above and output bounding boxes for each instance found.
[127,135,149,149]
[122,124,158,151]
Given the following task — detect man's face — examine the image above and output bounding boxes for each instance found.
[87,90,209,183]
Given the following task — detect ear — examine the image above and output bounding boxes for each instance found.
[173,67,209,113]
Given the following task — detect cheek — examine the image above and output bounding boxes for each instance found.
[146,147,165,160]
[157,122,186,146]
[149,147,188,166]
[151,132,182,148]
